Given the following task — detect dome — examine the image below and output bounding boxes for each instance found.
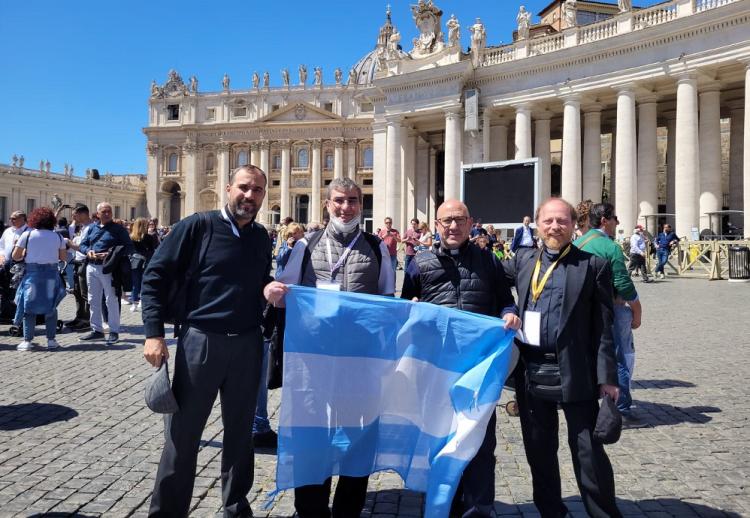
[350,49,379,86]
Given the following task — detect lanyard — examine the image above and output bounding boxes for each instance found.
[530,245,571,303]
[326,231,361,277]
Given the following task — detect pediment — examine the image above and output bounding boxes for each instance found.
[258,102,343,123]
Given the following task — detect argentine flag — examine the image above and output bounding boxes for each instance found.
[276,285,516,517]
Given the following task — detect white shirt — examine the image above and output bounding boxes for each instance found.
[0,224,29,262]
[71,221,95,262]
[16,229,66,265]
[520,225,533,247]
[630,232,646,255]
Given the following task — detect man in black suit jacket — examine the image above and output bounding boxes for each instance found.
[503,198,622,518]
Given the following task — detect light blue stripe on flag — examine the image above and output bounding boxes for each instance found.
[276,285,515,517]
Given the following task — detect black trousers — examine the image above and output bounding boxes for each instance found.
[516,373,621,518]
[628,253,649,280]
[72,261,90,321]
[294,475,369,518]
[149,326,264,517]
[450,411,497,518]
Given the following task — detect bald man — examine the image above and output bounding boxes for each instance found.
[503,197,621,518]
[401,199,520,518]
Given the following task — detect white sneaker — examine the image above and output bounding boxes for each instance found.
[130,304,137,312]
[17,340,33,351]
[137,301,142,310]
[46,339,60,350]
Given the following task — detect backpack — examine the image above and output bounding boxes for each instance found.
[163,212,212,325]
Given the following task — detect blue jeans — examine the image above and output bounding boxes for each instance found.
[389,255,398,273]
[23,310,57,342]
[655,249,669,274]
[612,304,634,414]
[404,254,415,272]
[253,339,271,434]
[130,267,144,303]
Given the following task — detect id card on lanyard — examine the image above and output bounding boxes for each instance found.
[318,231,361,291]
[524,245,571,346]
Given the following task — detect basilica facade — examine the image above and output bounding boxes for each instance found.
[145,0,750,238]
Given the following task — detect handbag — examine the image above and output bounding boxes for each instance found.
[525,360,563,402]
[9,231,31,290]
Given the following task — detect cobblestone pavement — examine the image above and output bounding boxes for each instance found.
[0,275,748,517]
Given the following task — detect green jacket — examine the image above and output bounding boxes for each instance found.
[574,229,638,301]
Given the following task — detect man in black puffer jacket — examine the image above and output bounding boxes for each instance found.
[401,199,521,518]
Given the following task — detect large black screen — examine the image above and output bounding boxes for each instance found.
[462,161,537,225]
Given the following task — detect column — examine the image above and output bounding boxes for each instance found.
[333,138,344,180]
[311,139,322,223]
[372,121,388,227]
[258,141,270,223]
[534,114,552,201]
[698,86,722,233]
[146,143,160,218]
[216,143,230,207]
[250,142,261,168]
[665,114,676,227]
[482,108,492,162]
[491,120,508,161]
[561,96,582,204]
[415,138,430,223]
[346,139,357,180]
[444,107,463,201]
[280,140,291,219]
[744,64,750,235]
[514,104,532,159]
[403,131,416,225]
[729,103,744,227]
[582,107,602,203]
[429,147,437,222]
[183,144,198,216]
[674,75,700,237]
[615,87,638,233]
[385,116,403,227]
[637,98,659,235]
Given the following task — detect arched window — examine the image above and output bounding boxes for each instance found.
[205,153,215,172]
[167,153,178,172]
[297,148,309,168]
[324,153,334,171]
[272,154,281,170]
[237,150,248,166]
[363,147,373,168]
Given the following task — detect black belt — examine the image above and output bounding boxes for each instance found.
[519,347,558,364]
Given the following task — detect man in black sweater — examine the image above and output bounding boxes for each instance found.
[400,199,521,518]
[141,165,273,517]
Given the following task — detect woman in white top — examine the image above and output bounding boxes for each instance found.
[415,222,433,253]
[12,207,67,351]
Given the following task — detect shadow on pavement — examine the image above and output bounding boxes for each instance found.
[633,379,696,389]
[0,402,78,431]
[631,400,720,426]
[55,342,137,352]
[27,514,98,518]
[497,497,743,517]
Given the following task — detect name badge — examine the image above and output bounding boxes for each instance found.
[523,310,541,347]
[316,280,341,291]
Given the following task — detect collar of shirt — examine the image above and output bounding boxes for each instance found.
[221,206,241,238]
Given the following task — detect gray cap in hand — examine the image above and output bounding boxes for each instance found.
[145,360,179,414]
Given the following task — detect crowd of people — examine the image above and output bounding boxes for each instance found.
[0,203,166,349]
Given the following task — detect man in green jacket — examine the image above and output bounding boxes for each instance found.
[574,203,642,424]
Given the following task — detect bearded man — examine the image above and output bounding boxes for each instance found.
[142,165,273,517]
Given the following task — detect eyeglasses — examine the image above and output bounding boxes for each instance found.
[437,216,468,227]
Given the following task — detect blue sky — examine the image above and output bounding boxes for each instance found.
[1,0,662,175]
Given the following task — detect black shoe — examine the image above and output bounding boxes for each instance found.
[253,430,278,448]
[79,330,105,341]
[106,332,119,346]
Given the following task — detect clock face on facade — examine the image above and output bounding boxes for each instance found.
[294,105,306,120]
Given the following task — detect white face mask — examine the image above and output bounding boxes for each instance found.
[330,214,361,234]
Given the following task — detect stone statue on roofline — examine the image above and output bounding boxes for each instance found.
[469,18,486,67]
[334,67,342,85]
[517,6,531,40]
[51,193,63,211]
[11,154,17,167]
[564,0,578,28]
[446,14,460,48]
[618,0,632,12]
[348,68,357,86]
[281,68,290,87]
[252,71,260,89]
[410,0,445,57]
[189,75,198,93]
[263,71,270,88]
[222,73,230,91]
[18,155,24,168]
[314,67,322,86]
[298,64,307,85]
